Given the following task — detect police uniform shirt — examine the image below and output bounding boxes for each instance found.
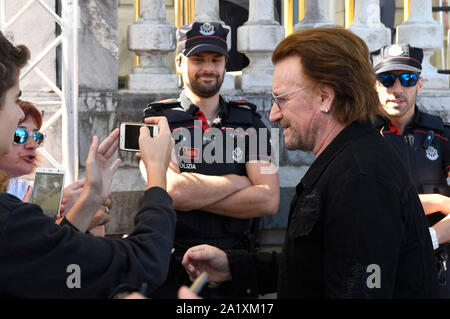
[143,90,273,251]
[377,106,450,225]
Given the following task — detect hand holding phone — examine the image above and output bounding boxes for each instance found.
[120,122,158,152]
[137,117,174,190]
[31,168,65,218]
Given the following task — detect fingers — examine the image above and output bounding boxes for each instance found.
[107,157,122,175]
[139,125,151,140]
[103,194,113,210]
[86,136,100,165]
[98,128,120,158]
[65,179,84,191]
[22,185,33,203]
[178,286,202,299]
[123,292,147,299]
[144,116,170,135]
[55,214,64,225]
[182,245,213,275]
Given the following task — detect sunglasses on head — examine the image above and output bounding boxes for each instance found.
[377,72,419,88]
[13,127,45,146]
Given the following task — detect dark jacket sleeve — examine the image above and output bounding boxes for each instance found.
[0,187,175,299]
[226,249,279,297]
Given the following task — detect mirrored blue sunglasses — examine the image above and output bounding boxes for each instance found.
[377,73,419,88]
[13,127,45,146]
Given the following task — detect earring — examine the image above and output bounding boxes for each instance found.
[322,108,329,114]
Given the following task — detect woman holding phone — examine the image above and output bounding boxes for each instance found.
[0,100,111,236]
[0,31,176,298]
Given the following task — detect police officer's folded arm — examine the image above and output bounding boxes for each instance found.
[200,160,280,218]
[166,164,252,212]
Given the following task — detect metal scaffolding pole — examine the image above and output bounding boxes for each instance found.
[62,0,79,185]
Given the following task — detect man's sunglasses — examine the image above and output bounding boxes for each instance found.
[377,73,419,88]
[13,127,45,146]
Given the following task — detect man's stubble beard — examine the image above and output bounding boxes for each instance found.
[186,71,225,98]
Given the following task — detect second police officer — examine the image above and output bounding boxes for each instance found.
[371,44,450,298]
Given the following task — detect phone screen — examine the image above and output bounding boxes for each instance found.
[124,124,154,150]
[32,172,64,218]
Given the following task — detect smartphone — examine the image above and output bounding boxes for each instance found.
[120,122,158,152]
[31,168,65,218]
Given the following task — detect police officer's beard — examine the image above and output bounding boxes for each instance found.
[188,71,225,98]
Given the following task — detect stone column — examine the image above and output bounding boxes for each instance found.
[396,0,449,89]
[193,0,234,90]
[127,0,178,91]
[294,0,335,30]
[348,0,391,52]
[236,0,284,91]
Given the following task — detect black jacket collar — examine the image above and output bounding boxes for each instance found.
[299,121,374,191]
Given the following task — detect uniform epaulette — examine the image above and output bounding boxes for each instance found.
[143,98,181,118]
[227,99,257,112]
[146,98,180,110]
[444,121,450,128]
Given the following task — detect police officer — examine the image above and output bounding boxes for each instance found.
[143,21,280,298]
[371,44,450,298]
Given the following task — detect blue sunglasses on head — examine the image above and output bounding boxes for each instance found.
[377,72,419,88]
[13,127,45,146]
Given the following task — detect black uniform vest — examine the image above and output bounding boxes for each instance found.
[143,92,272,251]
[376,108,449,226]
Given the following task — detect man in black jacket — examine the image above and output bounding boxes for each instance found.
[181,28,439,298]
[0,31,176,298]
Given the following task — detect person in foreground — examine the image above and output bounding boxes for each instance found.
[0,31,176,298]
[182,27,439,298]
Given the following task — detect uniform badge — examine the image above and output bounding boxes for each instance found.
[425,146,439,161]
[199,23,215,36]
[388,44,404,57]
[232,147,243,162]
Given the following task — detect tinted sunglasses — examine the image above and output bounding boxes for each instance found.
[377,73,419,88]
[13,127,45,146]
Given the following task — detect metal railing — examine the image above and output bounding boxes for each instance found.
[0,0,79,185]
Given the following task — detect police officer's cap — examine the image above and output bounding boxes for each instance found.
[176,21,229,58]
[370,44,423,74]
